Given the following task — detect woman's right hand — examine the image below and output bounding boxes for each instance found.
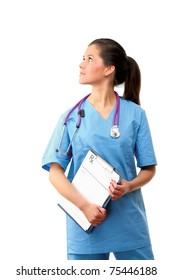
[81,202,107,227]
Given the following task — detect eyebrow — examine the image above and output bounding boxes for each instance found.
[83,54,94,59]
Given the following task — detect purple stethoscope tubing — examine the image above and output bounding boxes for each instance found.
[64,93,90,127]
[56,92,120,155]
[113,91,120,127]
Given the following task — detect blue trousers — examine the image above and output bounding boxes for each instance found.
[68,245,154,260]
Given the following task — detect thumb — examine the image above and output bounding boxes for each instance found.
[97,206,106,217]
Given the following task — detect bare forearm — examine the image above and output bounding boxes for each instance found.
[49,163,88,210]
[128,165,156,192]
[49,163,106,226]
[109,165,156,200]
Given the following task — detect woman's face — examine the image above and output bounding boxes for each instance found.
[79,44,107,86]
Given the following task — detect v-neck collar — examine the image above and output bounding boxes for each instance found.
[85,99,117,122]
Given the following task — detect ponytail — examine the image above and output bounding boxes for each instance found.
[89,38,141,105]
[124,56,141,105]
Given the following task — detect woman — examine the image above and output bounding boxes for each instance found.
[42,38,157,260]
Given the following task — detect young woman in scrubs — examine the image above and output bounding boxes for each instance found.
[42,38,157,260]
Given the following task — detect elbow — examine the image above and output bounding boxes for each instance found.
[141,164,157,180]
[151,165,156,178]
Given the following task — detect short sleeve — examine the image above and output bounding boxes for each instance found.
[42,113,72,172]
[135,110,157,168]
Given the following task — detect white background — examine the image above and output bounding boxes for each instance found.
[0,0,172,278]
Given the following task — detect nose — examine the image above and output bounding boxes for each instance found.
[79,60,85,68]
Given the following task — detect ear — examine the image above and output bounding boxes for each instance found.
[105,66,115,77]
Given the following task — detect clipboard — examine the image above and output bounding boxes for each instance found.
[58,149,122,233]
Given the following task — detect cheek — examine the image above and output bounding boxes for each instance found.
[90,66,105,77]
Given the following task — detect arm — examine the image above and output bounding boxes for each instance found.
[109,165,156,200]
[49,162,106,226]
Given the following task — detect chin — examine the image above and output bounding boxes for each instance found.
[79,79,88,85]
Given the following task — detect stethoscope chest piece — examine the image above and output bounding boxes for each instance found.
[110,125,120,138]
[56,92,121,155]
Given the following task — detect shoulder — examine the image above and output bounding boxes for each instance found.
[120,97,145,114]
[56,104,80,127]
[58,105,78,122]
[120,97,148,126]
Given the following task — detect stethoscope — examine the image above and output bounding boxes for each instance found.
[56,91,120,156]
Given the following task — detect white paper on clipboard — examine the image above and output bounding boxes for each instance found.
[58,149,122,233]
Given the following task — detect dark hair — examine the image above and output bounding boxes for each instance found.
[89,38,141,105]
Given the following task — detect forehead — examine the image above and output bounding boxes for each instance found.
[84,44,101,56]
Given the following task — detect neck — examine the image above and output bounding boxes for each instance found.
[88,88,116,109]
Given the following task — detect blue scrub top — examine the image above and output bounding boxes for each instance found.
[42,96,157,254]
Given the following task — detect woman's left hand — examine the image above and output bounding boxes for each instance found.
[109,166,156,200]
[109,179,130,200]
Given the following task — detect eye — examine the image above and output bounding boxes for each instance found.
[82,55,93,62]
[88,56,93,62]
